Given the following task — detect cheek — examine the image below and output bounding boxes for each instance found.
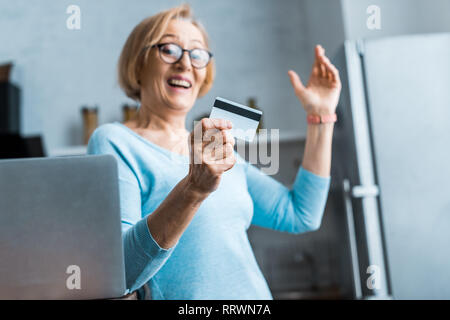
[143,65,167,93]
[142,55,167,82]
[195,70,208,91]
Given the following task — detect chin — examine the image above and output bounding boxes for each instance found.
[168,97,195,112]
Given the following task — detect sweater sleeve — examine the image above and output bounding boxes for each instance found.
[87,127,176,292]
[244,160,331,233]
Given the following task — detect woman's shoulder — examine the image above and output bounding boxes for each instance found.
[90,122,142,148]
[87,122,135,154]
[90,122,123,141]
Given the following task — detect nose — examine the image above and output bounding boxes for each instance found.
[175,51,192,70]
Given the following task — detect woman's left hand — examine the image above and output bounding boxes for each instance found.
[288,45,341,116]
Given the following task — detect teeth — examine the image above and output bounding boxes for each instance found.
[168,79,191,88]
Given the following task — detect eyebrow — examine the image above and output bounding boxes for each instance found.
[160,34,205,46]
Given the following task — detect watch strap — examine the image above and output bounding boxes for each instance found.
[307,113,337,124]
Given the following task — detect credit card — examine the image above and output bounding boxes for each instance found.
[209,97,262,142]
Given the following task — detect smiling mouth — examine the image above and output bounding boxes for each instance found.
[167,78,192,89]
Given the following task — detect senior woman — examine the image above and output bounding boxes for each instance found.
[87,4,341,299]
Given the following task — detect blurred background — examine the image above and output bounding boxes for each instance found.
[1,0,449,299]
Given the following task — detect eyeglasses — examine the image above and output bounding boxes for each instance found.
[146,43,213,69]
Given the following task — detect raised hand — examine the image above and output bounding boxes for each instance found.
[288,45,341,116]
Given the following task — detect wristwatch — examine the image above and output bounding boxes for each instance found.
[307,113,337,124]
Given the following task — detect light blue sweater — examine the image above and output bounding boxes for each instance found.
[87,122,331,299]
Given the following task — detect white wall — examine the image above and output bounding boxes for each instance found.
[0,0,316,151]
[299,0,450,64]
[302,0,347,58]
[341,0,450,40]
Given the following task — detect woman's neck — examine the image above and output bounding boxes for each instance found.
[126,102,190,156]
[134,102,188,135]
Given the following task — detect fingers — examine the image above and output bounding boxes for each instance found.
[288,70,306,96]
[319,54,337,80]
[316,46,327,77]
[314,45,323,76]
[292,44,340,84]
[188,119,236,189]
[203,130,234,156]
[204,142,235,162]
[191,118,233,145]
[217,150,236,172]
[315,44,340,83]
[200,118,232,131]
[190,120,235,167]
[203,127,234,148]
[209,143,236,172]
[191,120,234,149]
[199,138,235,175]
[315,45,326,77]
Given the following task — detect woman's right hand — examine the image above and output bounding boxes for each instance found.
[187,118,236,196]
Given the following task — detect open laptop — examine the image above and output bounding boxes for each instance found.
[0,155,126,299]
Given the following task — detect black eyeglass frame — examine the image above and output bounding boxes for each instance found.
[142,43,213,69]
